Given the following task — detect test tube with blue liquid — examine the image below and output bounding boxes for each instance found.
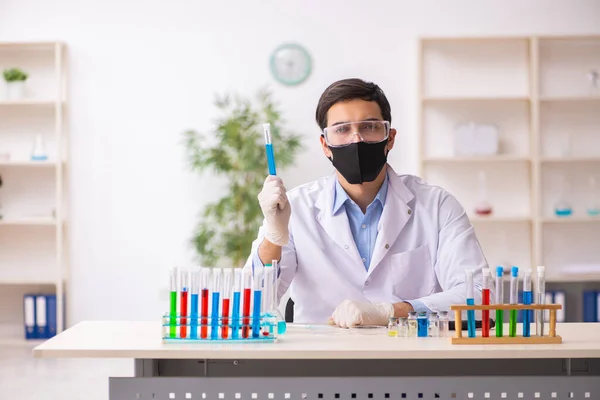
[263,123,276,176]
[211,268,222,339]
[509,266,519,337]
[190,269,200,339]
[252,265,264,338]
[231,269,242,339]
[522,268,532,338]
[466,269,476,338]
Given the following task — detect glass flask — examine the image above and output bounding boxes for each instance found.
[554,174,573,217]
[474,170,493,216]
[587,176,600,217]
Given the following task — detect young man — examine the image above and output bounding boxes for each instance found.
[245,78,489,327]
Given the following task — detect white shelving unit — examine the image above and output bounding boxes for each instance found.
[0,42,67,344]
[418,35,600,283]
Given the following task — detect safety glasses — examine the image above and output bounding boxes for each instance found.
[322,120,390,147]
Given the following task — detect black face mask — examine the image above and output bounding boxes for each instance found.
[327,139,389,185]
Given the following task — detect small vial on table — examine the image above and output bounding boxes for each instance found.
[428,312,439,337]
[417,312,429,338]
[397,317,408,337]
[387,317,398,337]
[438,311,449,337]
[407,311,417,337]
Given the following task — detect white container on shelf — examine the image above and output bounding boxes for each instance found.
[5,81,26,100]
[453,122,499,156]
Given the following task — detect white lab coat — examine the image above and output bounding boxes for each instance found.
[245,165,489,323]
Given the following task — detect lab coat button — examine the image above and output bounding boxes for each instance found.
[361,224,367,229]
[344,245,349,249]
[361,258,366,263]
[365,280,370,286]
[385,244,390,249]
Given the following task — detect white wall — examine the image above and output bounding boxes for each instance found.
[1,0,599,324]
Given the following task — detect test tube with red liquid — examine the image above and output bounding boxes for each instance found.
[200,267,211,339]
[482,267,491,337]
[242,269,252,338]
[221,269,233,339]
[179,269,189,338]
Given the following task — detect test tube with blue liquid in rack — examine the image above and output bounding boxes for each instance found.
[231,269,242,339]
[211,268,222,340]
[190,269,200,339]
[252,265,264,338]
[466,269,476,338]
[522,268,532,338]
[263,123,276,175]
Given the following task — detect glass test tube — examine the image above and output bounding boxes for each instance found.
[242,269,252,338]
[263,123,276,175]
[180,269,189,338]
[522,268,532,338]
[495,266,504,337]
[466,269,476,338]
[481,267,491,338]
[211,268,222,340]
[263,265,275,337]
[272,260,286,334]
[169,267,178,338]
[200,267,211,339]
[252,266,264,338]
[190,269,200,339]
[231,269,242,339]
[536,266,546,336]
[221,269,232,339]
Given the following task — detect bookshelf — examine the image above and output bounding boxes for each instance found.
[418,35,600,285]
[0,42,67,343]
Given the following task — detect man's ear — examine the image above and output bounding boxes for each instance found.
[387,128,397,151]
[320,135,332,159]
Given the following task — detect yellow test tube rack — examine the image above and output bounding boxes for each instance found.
[449,304,563,345]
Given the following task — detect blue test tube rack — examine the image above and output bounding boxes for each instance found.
[162,313,280,343]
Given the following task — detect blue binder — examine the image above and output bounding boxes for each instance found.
[583,291,598,323]
[23,294,37,339]
[46,295,57,338]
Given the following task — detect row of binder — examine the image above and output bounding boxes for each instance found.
[23,294,58,339]
[517,291,566,323]
[583,291,600,323]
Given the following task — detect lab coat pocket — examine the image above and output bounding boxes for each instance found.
[390,245,435,300]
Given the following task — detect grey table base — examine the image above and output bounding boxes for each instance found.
[108,358,600,400]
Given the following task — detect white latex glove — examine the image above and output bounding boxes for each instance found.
[258,175,292,246]
[330,300,394,328]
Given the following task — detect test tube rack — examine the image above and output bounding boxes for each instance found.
[161,313,280,343]
[449,304,562,345]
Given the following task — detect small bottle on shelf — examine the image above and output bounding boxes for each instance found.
[407,311,417,337]
[438,311,449,337]
[554,174,573,217]
[397,317,408,337]
[587,176,600,217]
[474,170,493,216]
[428,312,439,337]
[387,317,398,337]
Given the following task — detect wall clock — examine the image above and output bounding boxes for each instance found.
[270,43,312,86]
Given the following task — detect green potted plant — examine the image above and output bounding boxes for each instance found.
[3,67,29,100]
[183,88,303,268]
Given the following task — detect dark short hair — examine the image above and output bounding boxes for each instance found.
[315,78,392,130]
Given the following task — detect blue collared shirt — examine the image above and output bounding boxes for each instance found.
[332,175,388,271]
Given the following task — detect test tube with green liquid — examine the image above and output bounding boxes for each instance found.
[169,267,178,338]
[495,266,504,337]
[509,266,519,337]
